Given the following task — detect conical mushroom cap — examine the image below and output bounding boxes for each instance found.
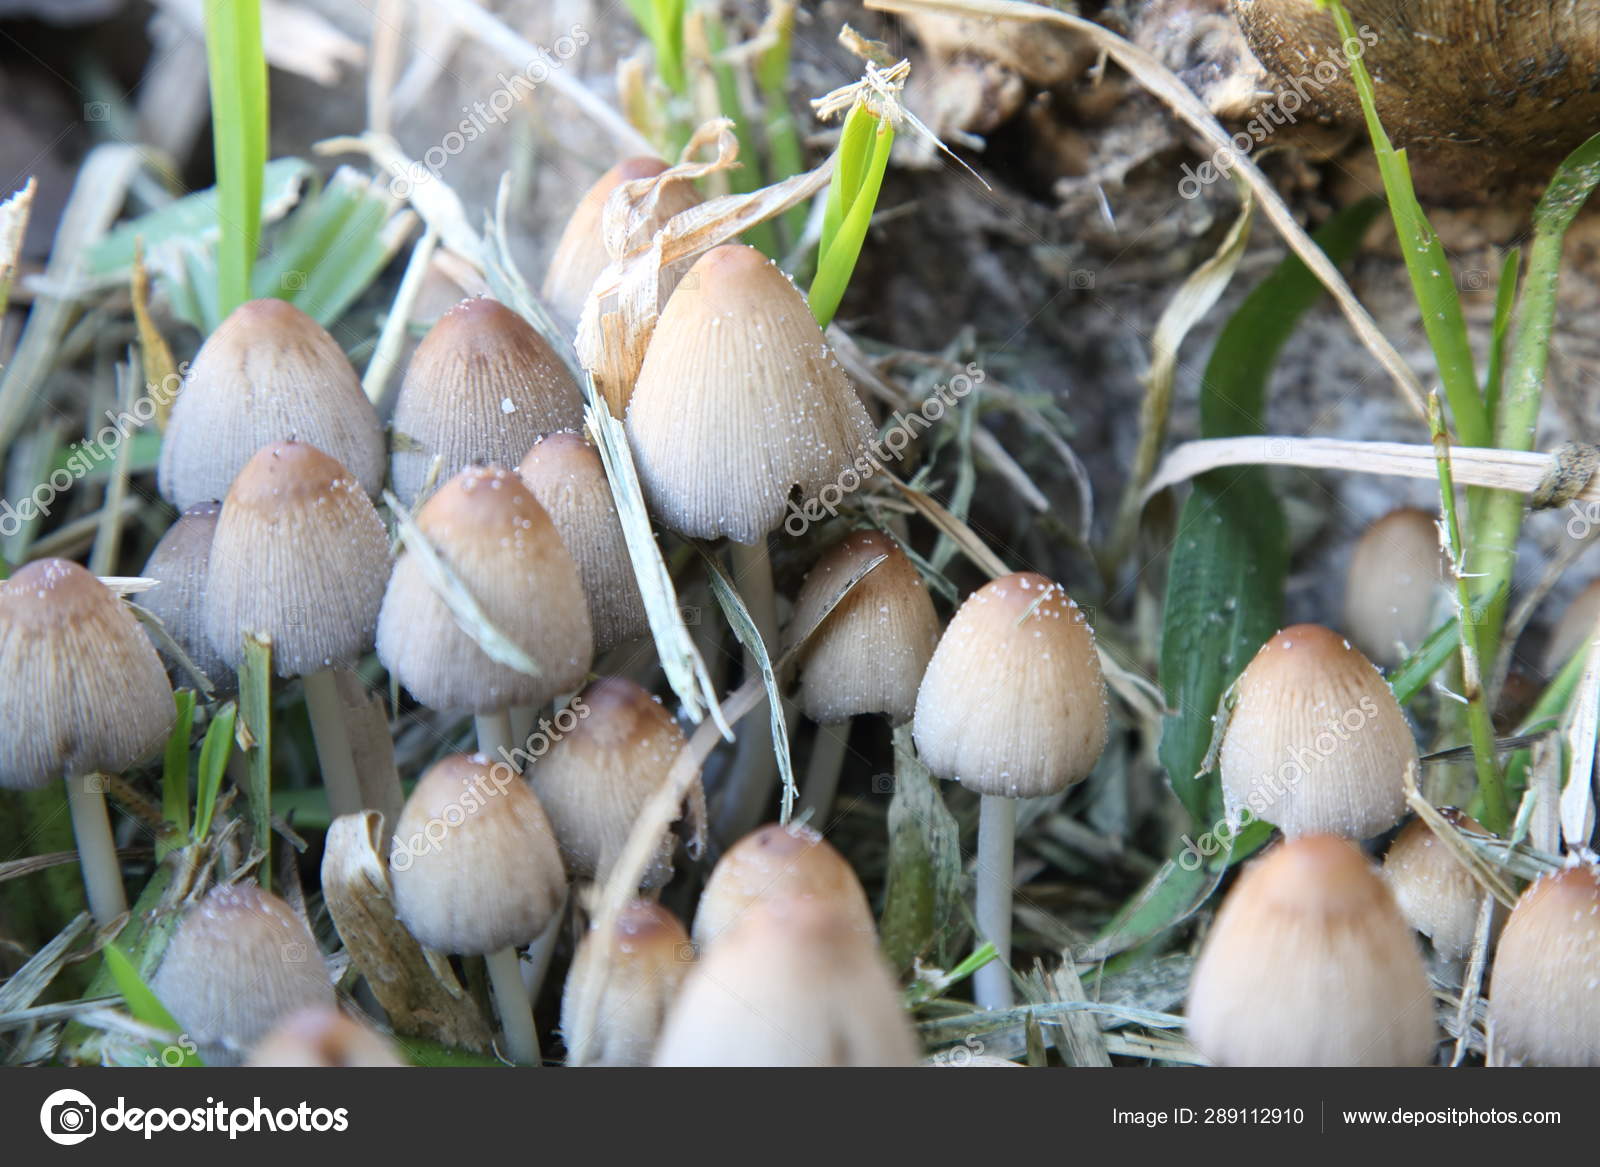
[389,297,584,507]
[1489,864,1600,1066]
[1220,623,1416,839]
[245,1006,406,1067]
[1344,507,1447,668]
[377,465,593,713]
[560,899,693,1067]
[1544,578,1600,674]
[205,441,391,678]
[517,431,647,654]
[150,883,334,1066]
[788,530,940,725]
[138,500,234,692]
[0,559,174,790]
[1186,834,1436,1067]
[158,298,385,509]
[1382,811,1503,960]
[389,753,567,955]
[654,896,919,1067]
[527,677,688,886]
[912,571,1106,798]
[692,822,874,949]
[625,244,876,544]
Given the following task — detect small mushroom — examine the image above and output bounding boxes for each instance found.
[560,899,692,1066]
[136,500,233,693]
[1382,810,1504,962]
[1343,507,1448,669]
[1543,577,1600,675]
[1489,863,1600,1066]
[245,1005,407,1067]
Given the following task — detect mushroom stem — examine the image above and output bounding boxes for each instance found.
[716,539,782,841]
[973,795,1015,1011]
[64,772,127,925]
[508,706,536,770]
[520,888,569,1007]
[484,945,540,1065]
[475,709,515,764]
[303,668,364,818]
[799,720,851,823]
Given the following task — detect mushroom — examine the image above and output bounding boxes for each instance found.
[516,431,648,655]
[204,441,391,818]
[527,676,693,890]
[136,500,233,693]
[158,298,385,509]
[785,529,940,819]
[245,1005,407,1067]
[0,559,175,923]
[1382,810,1503,962]
[1343,507,1448,669]
[912,571,1107,1010]
[1543,577,1600,675]
[377,464,592,760]
[1220,623,1417,840]
[560,899,692,1066]
[1488,863,1600,1066]
[389,753,567,1064]
[654,895,919,1066]
[1186,834,1437,1066]
[151,883,335,1065]
[389,297,584,508]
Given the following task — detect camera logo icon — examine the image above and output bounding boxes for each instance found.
[40,1088,97,1146]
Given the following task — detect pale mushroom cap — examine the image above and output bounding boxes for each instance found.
[1544,577,1600,674]
[389,753,567,955]
[0,558,175,790]
[560,899,693,1067]
[912,571,1107,798]
[517,431,647,653]
[158,298,385,509]
[245,1006,407,1067]
[654,896,919,1067]
[1220,623,1416,839]
[1187,834,1436,1067]
[377,465,593,713]
[138,500,234,691]
[204,441,391,678]
[624,244,876,544]
[692,821,875,949]
[150,884,334,1066]
[1489,864,1600,1066]
[389,297,584,507]
[1382,811,1502,960]
[527,677,687,886]
[788,530,941,725]
[1344,507,1447,668]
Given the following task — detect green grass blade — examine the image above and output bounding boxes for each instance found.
[755,2,805,249]
[192,700,237,845]
[1482,247,1521,419]
[103,944,204,1066]
[810,108,892,328]
[202,0,268,317]
[159,690,196,860]
[881,723,962,972]
[1386,615,1459,705]
[238,638,273,884]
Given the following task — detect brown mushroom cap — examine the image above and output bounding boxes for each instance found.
[138,500,234,691]
[516,431,647,654]
[1344,507,1447,668]
[912,571,1107,798]
[389,297,584,507]
[377,465,593,713]
[527,677,688,887]
[1544,578,1600,674]
[560,899,693,1067]
[1186,834,1436,1066]
[1220,623,1417,839]
[389,753,567,956]
[1382,811,1503,960]
[692,821,874,949]
[624,244,876,544]
[787,530,940,725]
[0,559,174,790]
[245,1005,407,1067]
[158,298,385,510]
[204,441,390,678]
[150,883,335,1065]
[1489,864,1600,1066]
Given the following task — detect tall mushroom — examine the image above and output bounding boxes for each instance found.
[137,499,233,693]
[913,571,1107,1010]
[0,559,175,923]
[1489,863,1600,1066]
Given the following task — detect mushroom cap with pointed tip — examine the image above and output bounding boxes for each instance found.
[0,558,175,790]
[245,1006,406,1067]
[138,500,234,692]
[624,244,876,544]
[1489,864,1600,1066]
[560,899,693,1067]
[389,297,584,507]
[912,571,1107,798]
[389,753,567,955]
[204,441,391,678]
[158,298,385,510]
[517,431,648,654]
[692,822,874,949]
[787,529,940,725]
[1344,507,1447,668]
[377,465,593,713]
[1186,834,1436,1066]
[1220,623,1417,839]
[1382,811,1503,960]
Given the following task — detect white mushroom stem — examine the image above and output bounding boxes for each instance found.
[973,794,1016,1011]
[519,889,569,1007]
[508,706,536,770]
[799,720,851,823]
[716,538,781,841]
[475,709,515,764]
[64,772,126,925]
[303,668,364,818]
[485,945,540,1065]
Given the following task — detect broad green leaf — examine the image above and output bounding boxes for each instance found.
[880,724,962,971]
